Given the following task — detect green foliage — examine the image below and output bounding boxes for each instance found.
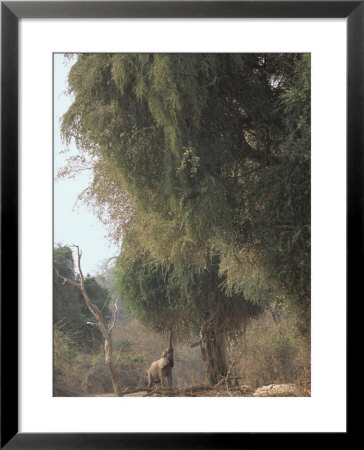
[115,224,262,341]
[53,247,85,330]
[61,53,311,338]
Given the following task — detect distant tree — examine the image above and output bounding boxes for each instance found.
[53,246,111,350]
[53,246,83,329]
[54,246,120,396]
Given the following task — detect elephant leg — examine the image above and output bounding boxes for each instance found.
[167,371,172,387]
[160,372,165,387]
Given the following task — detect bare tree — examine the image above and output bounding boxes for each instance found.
[54,245,120,396]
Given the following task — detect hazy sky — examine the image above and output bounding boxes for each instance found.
[53,54,119,275]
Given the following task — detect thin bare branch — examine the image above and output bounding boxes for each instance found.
[53,265,81,289]
[108,301,119,333]
[72,245,85,288]
[214,359,236,389]
[54,246,120,396]
[54,255,107,339]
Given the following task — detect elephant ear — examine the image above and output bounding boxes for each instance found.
[158,357,170,369]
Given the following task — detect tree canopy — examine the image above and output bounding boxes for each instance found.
[61,53,311,381]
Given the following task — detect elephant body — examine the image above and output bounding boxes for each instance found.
[147,334,174,388]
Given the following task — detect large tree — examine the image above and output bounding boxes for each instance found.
[61,53,311,381]
[115,217,262,384]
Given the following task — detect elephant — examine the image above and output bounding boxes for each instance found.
[147,332,174,388]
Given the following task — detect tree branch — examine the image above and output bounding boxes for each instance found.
[54,252,108,341]
[53,265,81,289]
[108,301,119,333]
[54,246,120,396]
[73,245,85,288]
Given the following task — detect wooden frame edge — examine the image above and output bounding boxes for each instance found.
[1,1,357,448]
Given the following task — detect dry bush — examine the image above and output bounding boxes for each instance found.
[53,323,96,396]
[232,312,310,394]
[55,312,310,397]
[54,318,206,396]
[81,354,146,394]
[54,322,147,396]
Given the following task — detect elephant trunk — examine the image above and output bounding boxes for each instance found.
[168,331,173,351]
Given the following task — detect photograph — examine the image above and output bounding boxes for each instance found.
[53,52,311,398]
[2,0,355,444]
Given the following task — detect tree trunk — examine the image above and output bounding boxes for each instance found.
[200,326,228,385]
[54,246,121,396]
[105,338,120,396]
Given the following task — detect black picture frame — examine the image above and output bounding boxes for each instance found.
[1,1,356,448]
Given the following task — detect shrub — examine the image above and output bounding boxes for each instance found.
[233,313,310,391]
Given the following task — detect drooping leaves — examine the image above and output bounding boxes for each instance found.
[61,53,310,337]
